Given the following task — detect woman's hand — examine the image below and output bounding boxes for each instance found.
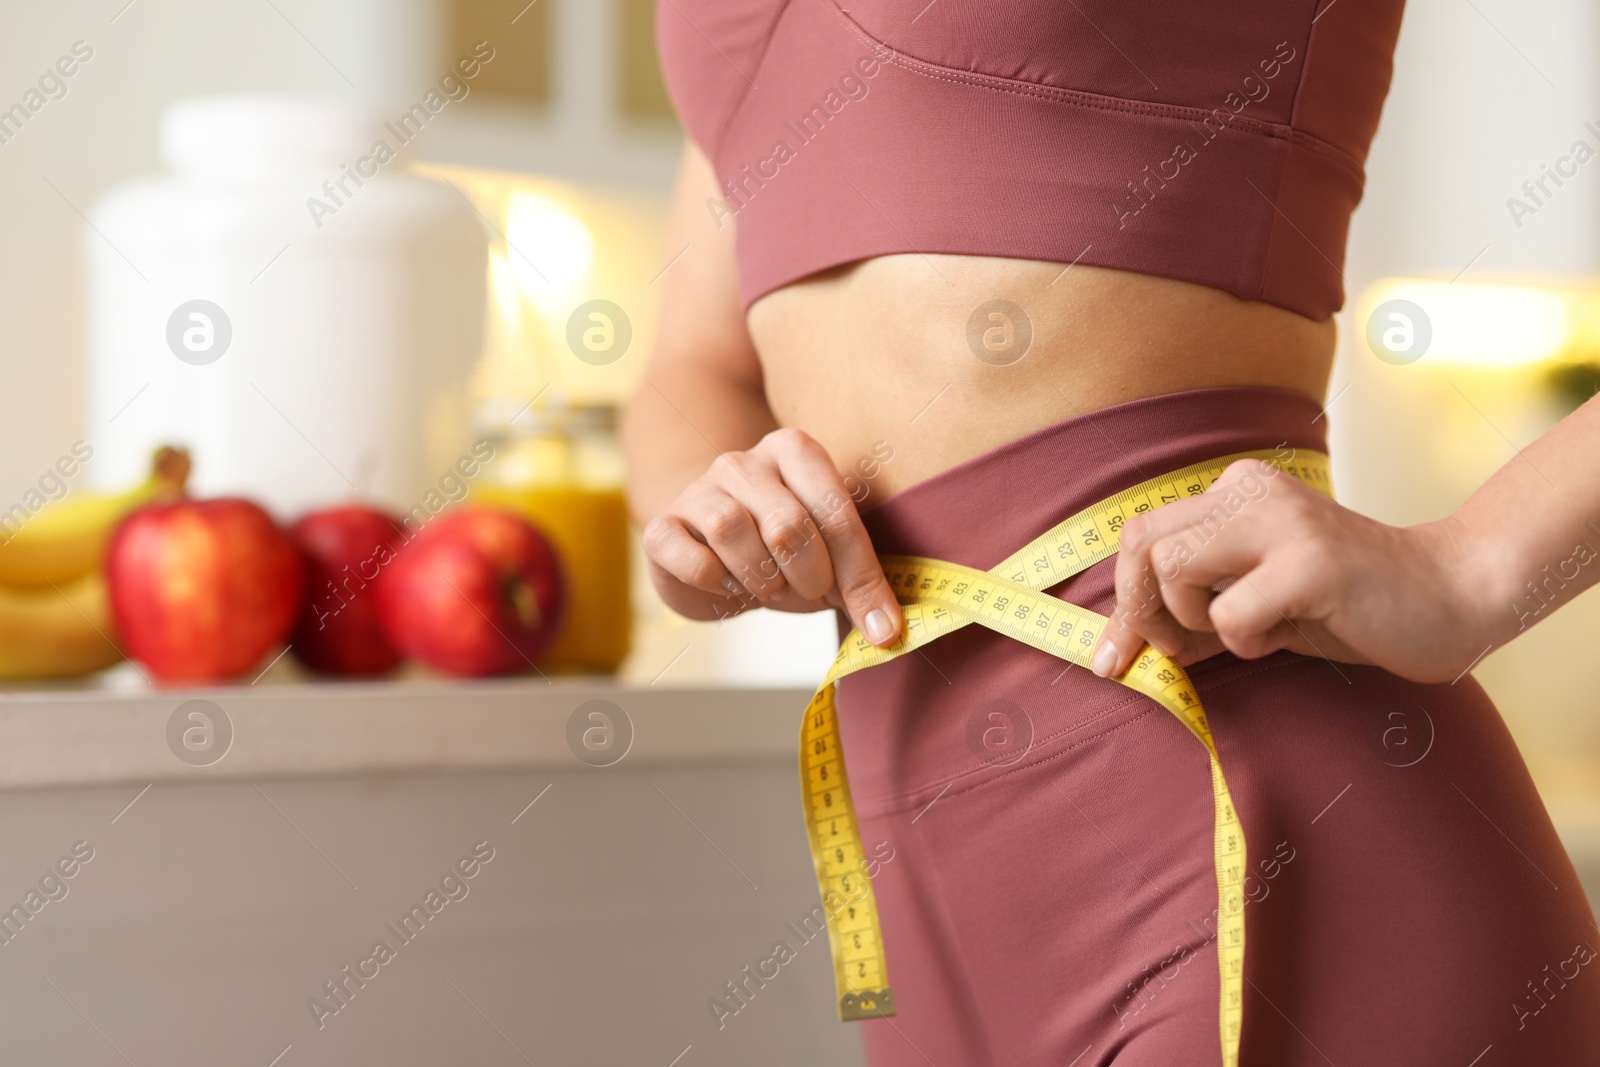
[1090,458,1498,684]
[641,427,904,647]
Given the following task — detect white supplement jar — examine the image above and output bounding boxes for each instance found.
[84,95,487,517]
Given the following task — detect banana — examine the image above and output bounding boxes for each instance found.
[0,568,125,679]
[0,447,190,588]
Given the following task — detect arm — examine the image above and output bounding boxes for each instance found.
[620,143,777,521]
[620,142,902,646]
[1091,391,1600,684]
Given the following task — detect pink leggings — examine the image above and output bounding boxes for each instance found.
[839,386,1600,1066]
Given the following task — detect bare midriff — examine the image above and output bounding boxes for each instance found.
[746,254,1336,505]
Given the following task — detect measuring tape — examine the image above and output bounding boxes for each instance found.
[800,447,1333,1065]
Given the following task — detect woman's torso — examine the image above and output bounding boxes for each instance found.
[657,0,1402,496]
[746,257,1335,501]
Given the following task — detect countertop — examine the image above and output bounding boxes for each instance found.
[0,674,811,789]
[3,658,1597,902]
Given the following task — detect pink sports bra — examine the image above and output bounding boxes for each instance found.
[656,0,1404,319]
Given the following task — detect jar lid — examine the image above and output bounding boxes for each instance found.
[162,95,384,173]
[479,396,619,438]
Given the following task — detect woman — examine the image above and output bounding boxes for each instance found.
[624,0,1600,1063]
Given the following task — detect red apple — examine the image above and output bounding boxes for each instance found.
[289,505,406,676]
[377,507,565,676]
[107,499,305,681]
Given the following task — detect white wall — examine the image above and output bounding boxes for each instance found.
[1352,0,1600,282]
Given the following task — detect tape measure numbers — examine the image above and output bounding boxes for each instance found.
[800,448,1333,1064]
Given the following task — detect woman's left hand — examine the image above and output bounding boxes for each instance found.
[1089,458,1497,685]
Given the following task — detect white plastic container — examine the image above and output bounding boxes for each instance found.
[85,95,487,517]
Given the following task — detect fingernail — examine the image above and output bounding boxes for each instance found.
[1091,641,1119,678]
[863,609,894,646]
[721,576,740,595]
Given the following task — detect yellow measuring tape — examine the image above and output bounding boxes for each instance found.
[800,447,1333,1065]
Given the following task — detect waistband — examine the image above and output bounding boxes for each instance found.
[860,385,1329,566]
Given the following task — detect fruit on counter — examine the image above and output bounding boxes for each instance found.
[0,445,189,680]
[475,484,631,674]
[376,507,565,677]
[107,498,305,681]
[0,569,125,679]
[0,447,191,588]
[288,505,405,676]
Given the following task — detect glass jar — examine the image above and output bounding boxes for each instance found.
[476,402,631,673]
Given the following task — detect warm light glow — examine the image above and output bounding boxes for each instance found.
[409,161,667,408]
[1360,279,1600,368]
[504,193,595,295]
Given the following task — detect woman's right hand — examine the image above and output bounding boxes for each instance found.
[641,427,904,647]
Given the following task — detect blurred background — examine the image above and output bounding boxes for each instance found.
[0,0,841,691]
[0,0,1598,1063]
